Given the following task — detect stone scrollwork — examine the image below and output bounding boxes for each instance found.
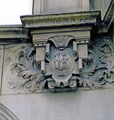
[8,45,44,92]
[8,37,114,92]
[79,39,114,88]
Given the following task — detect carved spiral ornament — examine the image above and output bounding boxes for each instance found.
[7,37,114,92]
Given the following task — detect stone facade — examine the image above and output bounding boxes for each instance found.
[0,0,114,120]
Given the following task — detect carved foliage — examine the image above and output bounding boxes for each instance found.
[78,39,114,88]
[8,39,114,92]
[8,45,44,92]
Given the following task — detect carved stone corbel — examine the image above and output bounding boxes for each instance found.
[32,35,90,92]
[7,36,114,93]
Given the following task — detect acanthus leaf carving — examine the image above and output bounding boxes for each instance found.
[7,38,114,92]
[8,45,44,92]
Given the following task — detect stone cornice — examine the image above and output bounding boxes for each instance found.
[99,0,114,33]
[0,26,28,39]
[0,26,29,44]
[103,0,114,23]
[21,11,101,29]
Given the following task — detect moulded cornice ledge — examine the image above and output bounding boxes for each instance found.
[0,25,30,44]
[0,103,19,120]
[99,0,114,33]
[20,11,101,29]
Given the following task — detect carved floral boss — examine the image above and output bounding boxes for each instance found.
[9,36,114,92]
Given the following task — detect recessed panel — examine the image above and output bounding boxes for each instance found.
[44,0,79,13]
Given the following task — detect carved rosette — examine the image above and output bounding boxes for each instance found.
[8,37,114,92]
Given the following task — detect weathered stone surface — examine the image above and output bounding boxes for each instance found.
[113,24,114,43]
[0,103,18,120]
[33,0,41,14]
[0,26,29,42]
[32,30,90,44]
[33,0,90,14]
[98,0,114,33]
[1,44,40,95]
[90,0,112,20]
[82,0,90,11]
[0,89,114,120]
[0,46,4,94]
[0,1,114,120]
[21,11,101,29]
[1,37,114,94]
[42,0,79,13]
